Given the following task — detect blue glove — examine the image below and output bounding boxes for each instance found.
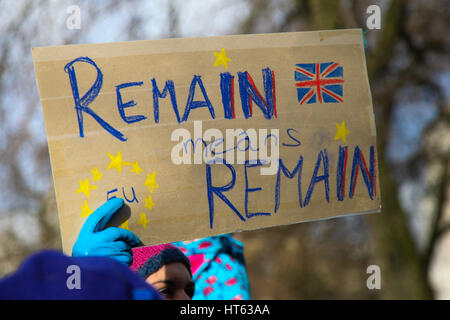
[72,198,142,266]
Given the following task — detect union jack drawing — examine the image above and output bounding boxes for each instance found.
[295,62,344,104]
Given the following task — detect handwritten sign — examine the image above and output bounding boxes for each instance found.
[32,29,381,253]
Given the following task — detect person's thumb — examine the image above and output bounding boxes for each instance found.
[80,198,125,234]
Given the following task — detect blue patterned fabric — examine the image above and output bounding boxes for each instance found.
[172,234,251,300]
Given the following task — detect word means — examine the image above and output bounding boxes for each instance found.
[171,120,280,175]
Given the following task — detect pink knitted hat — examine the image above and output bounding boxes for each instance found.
[130,244,191,279]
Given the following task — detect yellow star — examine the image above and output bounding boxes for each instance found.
[213,48,231,69]
[129,161,143,175]
[107,151,125,172]
[334,121,350,143]
[144,195,156,211]
[120,220,130,230]
[144,171,159,193]
[91,167,103,181]
[80,200,93,218]
[138,212,150,229]
[76,178,97,197]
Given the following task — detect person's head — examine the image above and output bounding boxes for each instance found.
[130,244,194,300]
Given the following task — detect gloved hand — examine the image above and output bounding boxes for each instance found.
[72,198,142,266]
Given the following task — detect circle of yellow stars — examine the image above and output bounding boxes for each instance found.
[76,151,159,231]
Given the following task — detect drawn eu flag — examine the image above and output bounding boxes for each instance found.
[295,62,344,104]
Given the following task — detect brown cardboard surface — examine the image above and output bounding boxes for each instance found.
[32,29,380,253]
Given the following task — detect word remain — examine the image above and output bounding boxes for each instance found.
[206,145,376,228]
[64,56,277,142]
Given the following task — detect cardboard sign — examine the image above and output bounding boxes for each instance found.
[32,29,381,253]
